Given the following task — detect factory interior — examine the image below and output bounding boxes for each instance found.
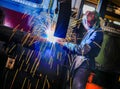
[0,0,120,89]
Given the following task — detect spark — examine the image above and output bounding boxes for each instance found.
[26,50,31,61]
[42,43,48,52]
[21,77,27,89]
[40,42,45,51]
[22,33,31,46]
[22,12,28,19]
[36,50,41,59]
[28,36,36,46]
[20,28,24,31]
[25,63,30,72]
[46,29,58,43]
[10,69,19,89]
[50,60,53,69]
[28,82,31,89]
[48,56,53,69]
[30,58,38,73]
[18,50,25,61]
[30,10,58,44]
[26,50,34,64]
[19,60,24,71]
[70,77,72,89]
[9,24,20,41]
[50,43,54,52]
[35,79,40,89]
[5,47,9,53]
[9,44,16,53]
[31,12,50,37]
[32,60,40,77]
[119,76,120,82]
[46,78,50,89]
[39,73,42,77]
[57,64,59,76]
[42,75,47,89]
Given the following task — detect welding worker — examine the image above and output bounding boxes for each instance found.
[57,10,103,89]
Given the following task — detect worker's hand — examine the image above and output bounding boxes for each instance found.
[82,44,91,54]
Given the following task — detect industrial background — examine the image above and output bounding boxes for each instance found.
[0,0,120,89]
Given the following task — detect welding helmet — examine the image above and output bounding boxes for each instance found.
[82,10,100,30]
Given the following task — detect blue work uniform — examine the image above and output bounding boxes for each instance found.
[64,27,103,70]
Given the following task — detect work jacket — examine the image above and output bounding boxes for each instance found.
[64,26,103,70]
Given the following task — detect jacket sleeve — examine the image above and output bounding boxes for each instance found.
[63,42,82,55]
[85,30,103,49]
